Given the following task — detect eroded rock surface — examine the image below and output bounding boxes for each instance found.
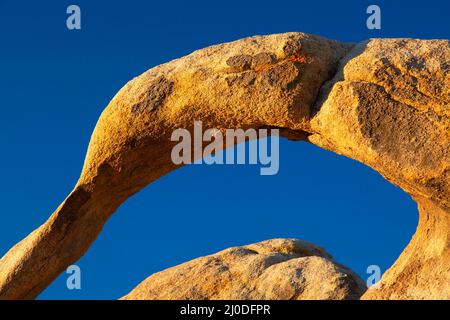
[309,39,450,299]
[311,39,450,210]
[122,239,367,300]
[0,33,448,300]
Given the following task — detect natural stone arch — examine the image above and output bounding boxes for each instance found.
[0,32,448,299]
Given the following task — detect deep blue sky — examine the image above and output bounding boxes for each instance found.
[0,0,448,299]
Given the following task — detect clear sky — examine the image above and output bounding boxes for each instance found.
[0,0,448,299]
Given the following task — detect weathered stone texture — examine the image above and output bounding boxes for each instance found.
[122,239,367,300]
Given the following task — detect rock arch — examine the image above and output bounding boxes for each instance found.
[0,32,448,299]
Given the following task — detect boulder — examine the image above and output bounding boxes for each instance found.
[122,239,367,300]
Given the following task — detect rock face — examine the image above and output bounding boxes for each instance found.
[310,39,450,300]
[0,32,448,300]
[122,239,367,300]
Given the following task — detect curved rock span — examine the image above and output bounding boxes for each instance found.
[122,239,367,300]
[0,32,448,300]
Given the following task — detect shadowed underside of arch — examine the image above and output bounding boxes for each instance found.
[0,32,448,300]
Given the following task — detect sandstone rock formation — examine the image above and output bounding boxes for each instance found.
[311,39,450,300]
[122,239,367,300]
[0,32,448,300]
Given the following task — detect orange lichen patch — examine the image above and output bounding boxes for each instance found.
[254,63,274,72]
[254,54,308,73]
[288,55,308,64]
